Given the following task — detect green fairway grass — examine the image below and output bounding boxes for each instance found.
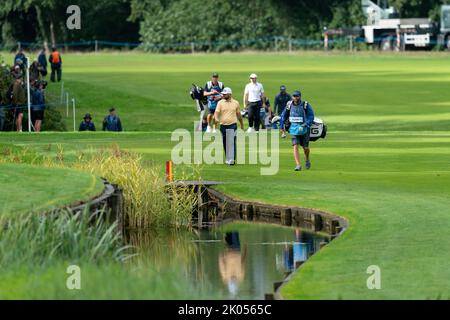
[1,52,450,299]
[0,162,104,216]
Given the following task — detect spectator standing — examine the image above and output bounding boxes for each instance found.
[31,81,46,132]
[243,73,266,133]
[103,108,123,132]
[12,65,23,79]
[79,113,96,131]
[14,48,27,67]
[11,74,26,132]
[49,47,62,82]
[38,48,48,77]
[29,60,40,82]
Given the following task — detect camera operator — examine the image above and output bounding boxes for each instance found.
[31,80,47,132]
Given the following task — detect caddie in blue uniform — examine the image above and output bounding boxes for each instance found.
[204,72,224,133]
[280,90,315,171]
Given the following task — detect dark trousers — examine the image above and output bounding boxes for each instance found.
[51,63,62,82]
[247,101,262,131]
[220,123,237,161]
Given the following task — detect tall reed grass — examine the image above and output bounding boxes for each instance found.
[69,145,198,229]
[0,209,130,268]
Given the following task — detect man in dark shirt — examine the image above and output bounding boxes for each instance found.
[31,81,46,132]
[274,85,291,136]
[38,48,48,77]
[102,108,123,132]
[274,85,291,116]
[14,48,27,67]
[79,113,96,131]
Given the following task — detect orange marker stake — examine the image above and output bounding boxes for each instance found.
[166,160,173,183]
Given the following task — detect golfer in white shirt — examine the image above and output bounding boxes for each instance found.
[243,73,266,133]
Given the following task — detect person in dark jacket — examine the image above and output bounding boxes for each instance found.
[29,60,41,82]
[38,48,48,77]
[274,85,291,116]
[79,113,96,132]
[12,74,26,132]
[274,85,292,136]
[102,108,123,132]
[14,48,27,67]
[31,80,46,132]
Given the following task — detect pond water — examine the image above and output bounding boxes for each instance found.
[127,222,329,300]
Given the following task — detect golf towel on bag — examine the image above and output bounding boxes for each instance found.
[289,117,308,136]
[288,103,309,136]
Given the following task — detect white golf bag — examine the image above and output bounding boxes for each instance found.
[271,115,327,142]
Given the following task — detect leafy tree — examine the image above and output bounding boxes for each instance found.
[0,0,139,49]
[390,0,446,20]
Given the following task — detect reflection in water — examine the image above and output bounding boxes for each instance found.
[281,228,324,272]
[127,223,328,300]
[219,233,247,298]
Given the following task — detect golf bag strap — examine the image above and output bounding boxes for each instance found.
[207,81,224,91]
[286,100,293,111]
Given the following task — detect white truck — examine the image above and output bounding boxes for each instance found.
[361,0,450,50]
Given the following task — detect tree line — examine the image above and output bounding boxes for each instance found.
[0,0,447,51]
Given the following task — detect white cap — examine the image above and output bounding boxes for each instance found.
[249,73,258,79]
[222,87,232,95]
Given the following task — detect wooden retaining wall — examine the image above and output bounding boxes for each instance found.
[70,179,124,229]
[196,186,347,238]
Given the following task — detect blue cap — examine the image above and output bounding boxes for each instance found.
[292,90,301,97]
[280,85,287,91]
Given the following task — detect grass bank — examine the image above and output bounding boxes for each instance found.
[0,162,103,216]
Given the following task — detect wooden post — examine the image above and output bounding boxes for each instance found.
[191,42,195,54]
[312,213,323,232]
[281,208,292,226]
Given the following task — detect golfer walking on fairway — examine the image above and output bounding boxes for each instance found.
[280,90,315,171]
[214,87,245,166]
[243,73,266,133]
